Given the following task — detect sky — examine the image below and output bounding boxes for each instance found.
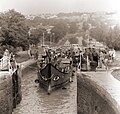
[0,0,120,15]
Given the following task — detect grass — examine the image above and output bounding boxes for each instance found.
[15,51,29,63]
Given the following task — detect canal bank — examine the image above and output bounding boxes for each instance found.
[77,69,120,114]
[0,58,36,114]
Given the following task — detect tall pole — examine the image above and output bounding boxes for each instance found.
[88,35,90,48]
[88,35,91,48]
[49,34,51,46]
[52,33,55,44]
[28,30,31,49]
[43,32,45,46]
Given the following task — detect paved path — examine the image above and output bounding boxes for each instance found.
[19,59,36,70]
[77,69,120,114]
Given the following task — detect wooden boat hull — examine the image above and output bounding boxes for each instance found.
[37,63,72,94]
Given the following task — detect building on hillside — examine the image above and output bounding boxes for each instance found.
[64,40,71,47]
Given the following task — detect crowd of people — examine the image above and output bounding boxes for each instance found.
[0,49,17,71]
[81,47,116,71]
[28,44,38,60]
[36,47,73,73]
[28,44,116,72]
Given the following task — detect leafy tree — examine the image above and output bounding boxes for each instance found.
[69,37,78,44]
[108,25,120,50]
[89,22,108,43]
[68,22,78,33]
[0,9,29,51]
[51,22,68,43]
[82,21,89,32]
[29,28,46,45]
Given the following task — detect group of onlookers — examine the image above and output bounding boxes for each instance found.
[28,44,38,60]
[33,44,116,72]
[0,49,17,71]
[81,47,116,71]
[98,48,115,69]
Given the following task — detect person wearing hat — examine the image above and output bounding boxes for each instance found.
[3,49,9,56]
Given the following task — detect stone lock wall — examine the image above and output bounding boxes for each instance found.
[0,73,13,114]
[0,59,36,114]
[77,75,116,114]
[12,68,22,109]
[0,66,22,114]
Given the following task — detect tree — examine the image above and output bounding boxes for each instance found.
[69,22,78,33]
[51,22,68,43]
[82,21,89,32]
[108,25,120,50]
[0,9,29,51]
[89,23,108,43]
[69,37,78,44]
[29,28,46,45]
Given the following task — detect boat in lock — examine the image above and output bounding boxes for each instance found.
[35,46,73,94]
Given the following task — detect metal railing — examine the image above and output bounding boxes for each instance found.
[0,54,17,72]
[0,56,10,71]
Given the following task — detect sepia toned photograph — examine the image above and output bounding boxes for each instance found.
[0,0,120,114]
